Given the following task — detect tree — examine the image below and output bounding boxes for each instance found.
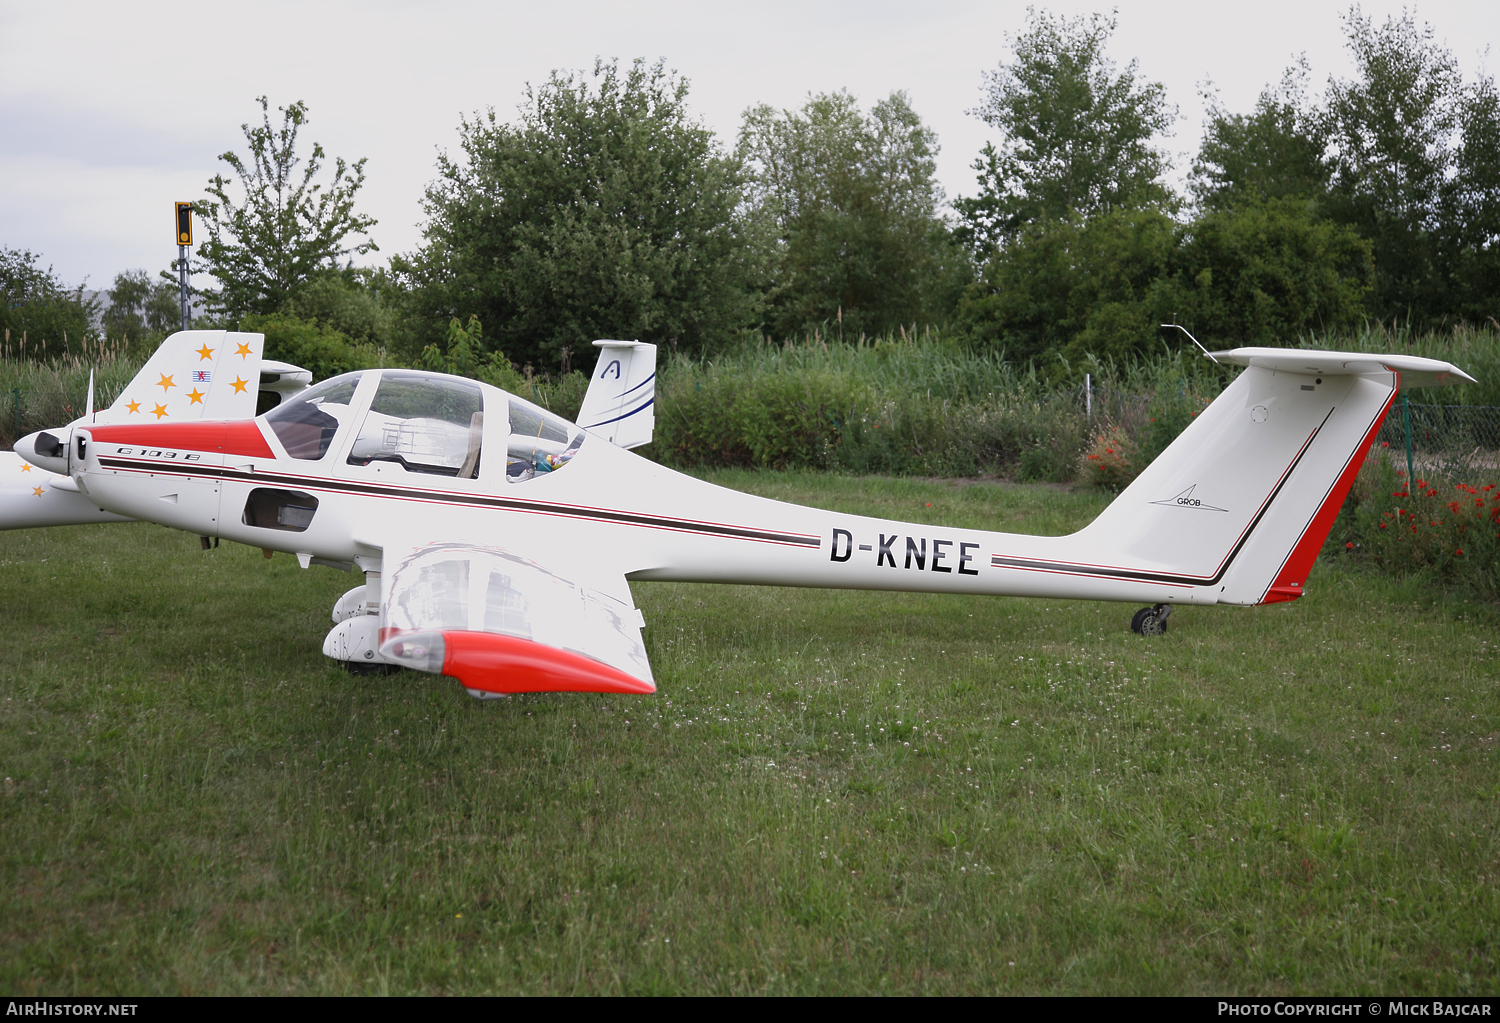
[102,269,180,342]
[1191,61,1331,212]
[956,198,1371,366]
[1173,198,1372,346]
[0,247,99,358]
[1448,71,1500,323]
[738,90,966,339]
[956,208,1180,368]
[1323,8,1462,322]
[955,8,1176,252]
[238,312,380,383]
[395,59,759,369]
[283,269,393,347]
[195,97,377,319]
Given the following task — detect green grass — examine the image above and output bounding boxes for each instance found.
[2,472,1498,994]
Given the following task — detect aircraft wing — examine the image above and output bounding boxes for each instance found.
[373,536,655,697]
[0,451,129,529]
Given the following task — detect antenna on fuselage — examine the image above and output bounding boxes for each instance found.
[1161,324,1220,365]
[87,369,95,423]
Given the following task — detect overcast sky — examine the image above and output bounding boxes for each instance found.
[1,0,1495,292]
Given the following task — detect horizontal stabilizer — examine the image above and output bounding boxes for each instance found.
[1208,348,1475,389]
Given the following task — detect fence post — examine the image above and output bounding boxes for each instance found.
[1084,373,1091,419]
[1401,390,1415,485]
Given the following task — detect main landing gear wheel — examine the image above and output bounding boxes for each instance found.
[1129,604,1172,636]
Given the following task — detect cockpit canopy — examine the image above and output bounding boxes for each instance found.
[347,371,484,476]
[262,368,586,482]
[504,396,583,482]
[263,372,361,460]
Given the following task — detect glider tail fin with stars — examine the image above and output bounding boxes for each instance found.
[98,329,270,425]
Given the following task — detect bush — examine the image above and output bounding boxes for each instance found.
[1079,427,1138,490]
[1332,449,1500,604]
[283,273,392,347]
[650,335,1098,477]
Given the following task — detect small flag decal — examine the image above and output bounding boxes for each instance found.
[193,370,212,383]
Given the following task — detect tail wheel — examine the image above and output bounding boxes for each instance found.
[1130,604,1172,636]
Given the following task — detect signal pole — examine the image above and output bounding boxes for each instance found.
[175,202,193,332]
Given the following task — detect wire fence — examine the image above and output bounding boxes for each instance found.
[1373,399,1500,481]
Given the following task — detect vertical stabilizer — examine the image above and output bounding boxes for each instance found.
[1069,349,1472,606]
[576,340,656,449]
[99,330,265,425]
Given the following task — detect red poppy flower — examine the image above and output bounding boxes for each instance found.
[1346,542,1354,548]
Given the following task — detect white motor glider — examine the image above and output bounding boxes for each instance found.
[5,330,1474,700]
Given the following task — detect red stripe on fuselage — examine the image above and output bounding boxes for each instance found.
[87,420,274,458]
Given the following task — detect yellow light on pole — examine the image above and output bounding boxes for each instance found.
[175,203,193,331]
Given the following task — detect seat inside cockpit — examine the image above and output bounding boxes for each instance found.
[505,396,584,483]
[346,372,485,477]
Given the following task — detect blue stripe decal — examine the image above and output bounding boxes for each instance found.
[613,372,655,400]
[583,396,654,429]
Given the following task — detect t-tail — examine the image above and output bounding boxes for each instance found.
[1057,348,1474,607]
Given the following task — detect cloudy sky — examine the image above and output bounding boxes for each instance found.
[1,0,1495,292]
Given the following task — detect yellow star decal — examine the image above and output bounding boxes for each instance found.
[151,403,169,419]
[126,399,141,414]
[20,463,31,472]
[235,342,254,358]
[231,376,249,394]
[157,373,175,391]
[32,486,44,497]
[187,388,206,404]
[195,344,215,361]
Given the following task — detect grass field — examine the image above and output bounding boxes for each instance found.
[2,471,1497,995]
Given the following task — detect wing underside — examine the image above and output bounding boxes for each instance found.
[375,539,654,696]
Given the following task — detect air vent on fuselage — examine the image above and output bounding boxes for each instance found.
[241,488,319,532]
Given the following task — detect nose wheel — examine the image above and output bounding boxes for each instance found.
[1130,604,1171,636]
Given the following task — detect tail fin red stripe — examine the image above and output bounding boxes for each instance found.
[1260,381,1399,604]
